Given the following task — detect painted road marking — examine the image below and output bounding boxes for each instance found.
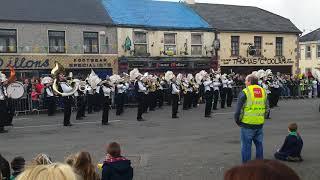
[13,120,121,129]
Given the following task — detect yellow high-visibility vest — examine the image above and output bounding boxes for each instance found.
[241,85,267,125]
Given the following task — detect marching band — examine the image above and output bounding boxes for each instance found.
[1,62,319,133]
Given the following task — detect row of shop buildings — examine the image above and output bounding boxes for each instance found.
[0,0,303,78]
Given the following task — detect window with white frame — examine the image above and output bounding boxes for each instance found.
[306,45,311,59]
[254,36,262,56]
[275,37,283,56]
[48,31,65,53]
[83,32,99,54]
[0,29,17,53]
[317,45,320,59]
[191,34,202,55]
[231,36,239,56]
[164,33,176,55]
[133,32,148,56]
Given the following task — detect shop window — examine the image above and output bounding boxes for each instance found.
[49,31,65,53]
[84,32,99,54]
[276,37,283,56]
[0,29,17,53]
[254,36,262,56]
[317,45,320,59]
[305,45,311,59]
[231,36,239,56]
[164,33,176,55]
[134,32,148,56]
[191,34,202,55]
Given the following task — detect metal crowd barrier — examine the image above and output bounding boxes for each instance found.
[11,85,319,116]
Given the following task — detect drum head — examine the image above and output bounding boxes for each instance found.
[7,82,24,99]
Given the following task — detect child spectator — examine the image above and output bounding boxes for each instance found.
[224,159,300,180]
[31,88,39,112]
[73,151,100,180]
[101,142,133,180]
[16,163,77,180]
[274,123,303,162]
[10,156,25,180]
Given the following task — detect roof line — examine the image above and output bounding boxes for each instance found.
[0,19,114,27]
[216,29,301,34]
[114,24,214,31]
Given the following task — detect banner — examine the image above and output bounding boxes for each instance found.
[0,54,118,70]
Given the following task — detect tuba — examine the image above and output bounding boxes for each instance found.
[51,62,79,96]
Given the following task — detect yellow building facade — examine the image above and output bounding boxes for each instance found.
[218,32,300,74]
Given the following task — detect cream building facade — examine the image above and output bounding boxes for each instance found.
[299,28,320,74]
[191,3,302,74]
[117,28,215,73]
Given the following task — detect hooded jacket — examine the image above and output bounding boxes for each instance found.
[101,157,133,180]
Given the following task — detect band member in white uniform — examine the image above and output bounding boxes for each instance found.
[58,73,74,126]
[212,76,221,110]
[220,75,228,109]
[171,77,180,118]
[44,82,55,116]
[203,76,213,117]
[87,83,94,114]
[115,80,125,116]
[226,76,234,107]
[0,76,8,133]
[101,80,113,125]
[135,75,147,121]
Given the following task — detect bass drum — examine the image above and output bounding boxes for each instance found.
[7,82,25,99]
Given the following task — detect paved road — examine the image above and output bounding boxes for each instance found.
[1,98,320,180]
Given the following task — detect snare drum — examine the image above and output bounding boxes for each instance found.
[7,82,25,99]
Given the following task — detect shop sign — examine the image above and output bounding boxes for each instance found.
[194,62,210,68]
[0,55,117,69]
[153,62,189,68]
[221,57,294,66]
[129,62,147,68]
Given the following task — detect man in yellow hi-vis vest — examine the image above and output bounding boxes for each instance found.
[234,74,269,163]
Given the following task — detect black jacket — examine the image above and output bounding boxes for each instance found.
[279,134,303,157]
[101,158,133,180]
[0,154,10,180]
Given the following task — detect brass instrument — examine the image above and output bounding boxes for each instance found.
[51,62,79,96]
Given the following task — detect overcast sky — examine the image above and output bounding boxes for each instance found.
[162,0,319,34]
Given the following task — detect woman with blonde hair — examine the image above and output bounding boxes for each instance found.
[73,151,100,180]
[16,163,77,180]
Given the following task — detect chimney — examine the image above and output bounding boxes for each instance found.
[185,0,195,4]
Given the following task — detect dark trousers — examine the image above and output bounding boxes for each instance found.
[47,96,56,116]
[212,90,219,110]
[187,92,192,109]
[149,92,156,110]
[6,99,14,125]
[87,94,94,114]
[93,94,102,112]
[205,91,213,116]
[76,96,85,119]
[226,88,233,107]
[63,97,72,125]
[137,92,144,119]
[116,93,124,115]
[172,94,179,117]
[102,97,111,124]
[156,90,164,108]
[0,100,8,130]
[220,88,227,108]
[183,93,188,110]
[143,93,149,113]
[192,92,199,107]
